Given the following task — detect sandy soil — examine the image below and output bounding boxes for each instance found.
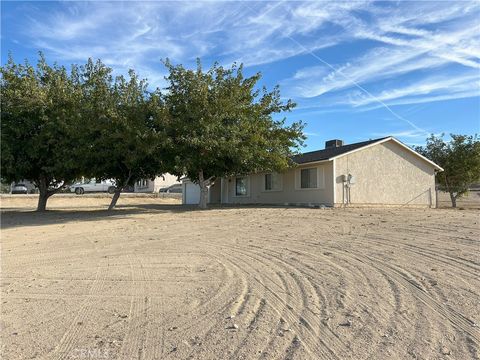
[1,196,479,359]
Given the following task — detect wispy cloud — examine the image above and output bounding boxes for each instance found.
[282,47,449,98]
[3,0,478,149]
[347,73,479,107]
[280,0,480,109]
[6,1,480,114]
[370,129,445,146]
[11,1,369,78]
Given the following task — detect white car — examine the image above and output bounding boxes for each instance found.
[70,179,116,195]
[11,183,28,194]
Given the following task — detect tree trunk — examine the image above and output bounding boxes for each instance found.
[198,171,209,209]
[37,192,49,211]
[108,189,122,211]
[34,177,66,211]
[449,192,457,208]
[36,177,50,212]
[107,175,131,211]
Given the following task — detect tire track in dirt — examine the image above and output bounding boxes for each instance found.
[369,258,473,358]
[224,209,478,359]
[229,297,269,359]
[146,247,246,359]
[369,256,480,341]
[213,242,342,360]
[46,257,109,360]
[3,206,478,360]
[180,251,264,359]
[244,225,432,356]
[118,253,148,360]
[345,227,479,327]
[321,218,477,358]
[360,232,480,277]
[221,255,303,360]
[256,269,307,360]
[355,216,478,357]
[315,246,429,359]
[330,238,479,357]
[135,254,167,360]
[176,240,293,360]
[219,238,350,357]
[245,244,400,360]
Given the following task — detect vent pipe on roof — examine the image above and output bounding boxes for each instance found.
[325,139,344,148]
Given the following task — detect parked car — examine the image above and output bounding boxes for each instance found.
[11,183,28,194]
[159,184,182,193]
[70,179,116,195]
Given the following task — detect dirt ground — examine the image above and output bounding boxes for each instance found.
[1,196,479,360]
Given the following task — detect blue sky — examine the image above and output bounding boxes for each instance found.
[2,1,479,151]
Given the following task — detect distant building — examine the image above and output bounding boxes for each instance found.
[134,173,180,193]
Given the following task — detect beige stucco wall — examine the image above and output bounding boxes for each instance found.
[223,161,334,206]
[334,140,437,207]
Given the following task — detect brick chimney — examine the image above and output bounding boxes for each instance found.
[325,139,344,148]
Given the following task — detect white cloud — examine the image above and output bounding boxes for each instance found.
[279,0,479,111]
[372,129,435,140]
[347,73,479,107]
[18,1,367,68]
[9,0,480,109]
[282,47,451,98]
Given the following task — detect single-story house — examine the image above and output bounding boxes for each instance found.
[182,136,443,207]
[134,173,180,193]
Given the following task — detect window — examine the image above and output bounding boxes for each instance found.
[235,176,248,196]
[264,173,282,191]
[265,174,272,190]
[300,168,317,189]
[136,179,148,188]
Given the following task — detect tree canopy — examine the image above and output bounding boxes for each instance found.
[1,54,171,211]
[79,60,171,210]
[415,134,480,207]
[163,59,305,208]
[1,54,84,211]
[1,54,305,211]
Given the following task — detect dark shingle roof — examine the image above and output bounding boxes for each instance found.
[291,137,390,164]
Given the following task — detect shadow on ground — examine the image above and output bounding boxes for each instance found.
[1,204,291,229]
[0,204,201,229]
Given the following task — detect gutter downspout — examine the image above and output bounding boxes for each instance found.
[332,159,336,207]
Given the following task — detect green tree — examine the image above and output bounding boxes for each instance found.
[1,54,83,211]
[163,60,305,208]
[80,60,171,210]
[415,134,480,207]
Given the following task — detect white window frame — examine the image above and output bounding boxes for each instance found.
[295,166,325,190]
[136,179,148,188]
[263,172,283,192]
[233,176,250,197]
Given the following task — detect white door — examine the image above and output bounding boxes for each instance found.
[101,181,109,191]
[94,179,102,192]
[184,182,200,204]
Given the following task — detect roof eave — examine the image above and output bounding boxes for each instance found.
[292,159,332,166]
[328,136,444,171]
